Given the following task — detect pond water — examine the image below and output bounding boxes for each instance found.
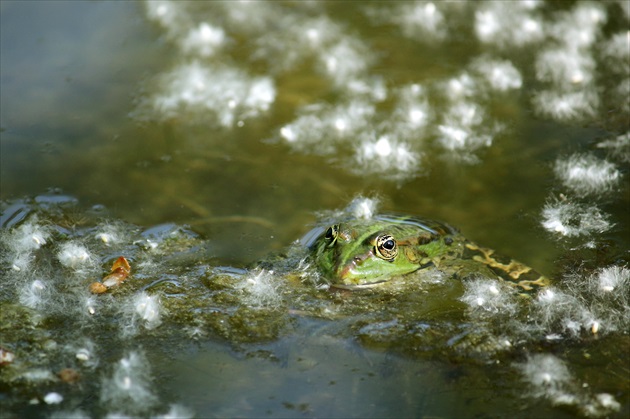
[1,1,628,418]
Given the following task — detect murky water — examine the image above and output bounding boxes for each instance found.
[1,1,628,418]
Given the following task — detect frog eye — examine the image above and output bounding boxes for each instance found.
[324,224,340,246]
[375,234,398,261]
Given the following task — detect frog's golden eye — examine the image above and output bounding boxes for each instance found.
[375,234,397,261]
[324,224,340,246]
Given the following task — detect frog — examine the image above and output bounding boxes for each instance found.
[307,214,549,293]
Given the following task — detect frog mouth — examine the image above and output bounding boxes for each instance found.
[331,256,430,290]
[334,252,372,281]
[333,259,392,289]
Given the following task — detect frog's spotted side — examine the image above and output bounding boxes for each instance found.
[308,214,549,292]
[462,242,549,291]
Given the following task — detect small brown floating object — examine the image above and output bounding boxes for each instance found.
[90,256,132,294]
[58,368,80,383]
[89,282,107,294]
[0,347,15,366]
[111,256,131,275]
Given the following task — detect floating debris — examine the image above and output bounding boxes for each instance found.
[57,242,92,269]
[541,200,612,237]
[554,154,621,197]
[517,354,622,417]
[0,347,15,366]
[100,351,158,414]
[90,257,131,294]
[58,368,81,384]
[43,392,64,405]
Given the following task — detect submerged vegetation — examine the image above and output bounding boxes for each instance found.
[1,196,628,417]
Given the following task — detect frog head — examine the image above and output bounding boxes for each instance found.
[310,215,458,289]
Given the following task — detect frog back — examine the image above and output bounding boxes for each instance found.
[437,238,550,294]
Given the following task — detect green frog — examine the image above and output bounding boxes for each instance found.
[308,214,549,292]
